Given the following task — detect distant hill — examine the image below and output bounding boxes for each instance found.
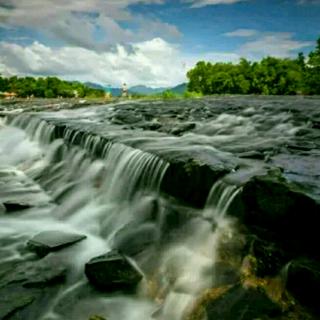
[170,83,187,94]
[84,82,106,90]
[84,82,122,96]
[84,82,187,96]
[129,85,169,95]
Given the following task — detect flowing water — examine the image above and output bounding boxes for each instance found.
[0,118,241,320]
[0,96,319,319]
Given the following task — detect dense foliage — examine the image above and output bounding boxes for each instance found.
[187,37,320,95]
[0,76,105,98]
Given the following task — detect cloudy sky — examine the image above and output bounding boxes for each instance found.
[0,0,319,87]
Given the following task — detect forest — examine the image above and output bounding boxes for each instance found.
[0,76,105,98]
[187,37,320,95]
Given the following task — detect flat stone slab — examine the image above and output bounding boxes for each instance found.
[27,230,87,257]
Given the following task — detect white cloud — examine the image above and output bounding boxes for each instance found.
[224,29,257,37]
[186,52,240,65]
[0,0,180,48]
[239,32,313,58]
[0,38,244,86]
[0,38,187,87]
[184,0,247,8]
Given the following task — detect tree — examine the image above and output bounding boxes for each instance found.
[304,37,320,94]
[0,75,105,98]
[186,38,320,96]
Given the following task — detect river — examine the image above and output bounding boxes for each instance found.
[0,96,319,319]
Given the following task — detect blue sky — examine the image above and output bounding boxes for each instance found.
[0,0,319,86]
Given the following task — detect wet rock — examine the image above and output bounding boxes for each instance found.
[159,202,197,237]
[27,230,87,257]
[3,202,32,212]
[205,284,282,320]
[138,122,162,131]
[160,148,237,207]
[212,262,240,287]
[0,167,51,212]
[0,256,66,319]
[85,250,143,291]
[229,171,320,257]
[0,257,67,289]
[238,150,265,160]
[112,222,158,256]
[311,120,320,129]
[286,259,320,315]
[0,286,36,319]
[245,236,289,277]
[171,122,196,135]
[112,113,142,125]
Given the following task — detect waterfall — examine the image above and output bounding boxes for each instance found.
[0,113,243,320]
[152,180,241,320]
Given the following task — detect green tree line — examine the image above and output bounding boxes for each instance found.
[0,76,105,98]
[187,37,320,95]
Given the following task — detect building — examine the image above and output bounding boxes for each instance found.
[0,92,17,99]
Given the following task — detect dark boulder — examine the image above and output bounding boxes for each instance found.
[286,259,320,315]
[160,148,238,207]
[228,171,320,258]
[3,202,32,212]
[27,230,87,257]
[206,284,282,320]
[85,250,143,291]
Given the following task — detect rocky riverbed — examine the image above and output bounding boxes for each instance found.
[0,96,320,319]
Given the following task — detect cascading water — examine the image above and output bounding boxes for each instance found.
[1,114,243,320]
[152,181,241,320]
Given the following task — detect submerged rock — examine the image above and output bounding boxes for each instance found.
[27,230,87,257]
[0,287,36,319]
[205,284,281,320]
[112,222,158,256]
[0,258,66,289]
[85,250,143,291]
[0,256,66,319]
